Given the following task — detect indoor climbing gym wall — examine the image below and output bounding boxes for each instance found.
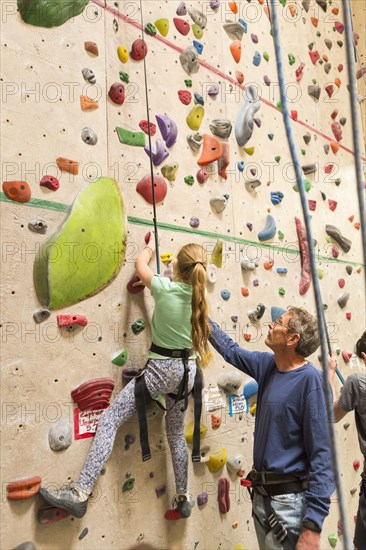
[1,0,365,549]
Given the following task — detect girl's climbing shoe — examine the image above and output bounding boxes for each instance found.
[39,484,89,518]
[164,492,195,520]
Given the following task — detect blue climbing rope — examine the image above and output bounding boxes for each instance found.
[139,0,161,274]
[342,0,366,292]
[269,1,351,547]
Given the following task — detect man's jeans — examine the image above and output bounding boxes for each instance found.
[252,492,306,549]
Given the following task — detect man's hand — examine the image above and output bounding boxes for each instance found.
[296,529,320,550]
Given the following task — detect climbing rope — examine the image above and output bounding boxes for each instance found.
[342,0,366,293]
[138,0,161,274]
[269,1,351,547]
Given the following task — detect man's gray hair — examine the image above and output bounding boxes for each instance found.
[287,306,320,358]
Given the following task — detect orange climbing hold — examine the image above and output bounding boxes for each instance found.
[354,222,360,230]
[311,17,318,27]
[264,259,274,270]
[7,476,42,500]
[322,54,329,62]
[2,180,31,203]
[56,157,79,175]
[330,141,340,154]
[80,95,99,110]
[197,134,223,166]
[228,1,238,14]
[243,333,251,342]
[349,215,355,222]
[211,414,222,429]
[230,40,242,64]
[241,287,249,297]
[334,78,341,88]
[218,143,230,179]
[235,71,244,85]
[289,5,296,17]
[332,6,339,15]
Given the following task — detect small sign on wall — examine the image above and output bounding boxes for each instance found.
[74,406,108,440]
[204,385,227,412]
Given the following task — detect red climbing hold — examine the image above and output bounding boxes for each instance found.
[328,199,338,211]
[57,315,88,328]
[218,477,230,514]
[131,39,148,61]
[139,120,157,136]
[346,312,352,320]
[308,200,317,211]
[325,84,334,98]
[108,83,125,105]
[173,18,190,36]
[127,275,145,294]
[324,164,333,174]
[71,378,115,411]
[295,62,305,82]
[332,122,343,142]
[342,350,352,363]
[332,246,339,258]
[7,476,42,500]
[40,175,60,191]
[309,50,320,64]
[353,459,360,471]
[38,506,71,524]
[178,90,192,105]
[330,141,340,154]
[295,217,311,295]
[290,110,298,121]
[136,175,167,205]
[334,21,344,34]
[338,278,345,288]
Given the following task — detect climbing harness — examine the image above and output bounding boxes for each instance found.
[135,344,203,462]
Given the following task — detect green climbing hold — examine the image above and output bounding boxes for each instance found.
[276,101,282,111]
[278,230,284,240]
[278,287,285,296]
[316,31,321,37]
[328,533,337,548]
[275,156,281,163]
[312,78,317,84]
[122,477,135,492]
[119,72,129,83]
[112,349,129,366]
[116,127,146,147]
[263,52,269,62]
[184,175,194,186]
[301,149,306,155]
[18,0,89,27]
[293,179,311,192]
[132,319,145,335]
[279,0,286,6]
[288,53,295,65]
[145,23,157,35]
[34,178,127,310]
[185,80,193,87]
[336,349,341,355]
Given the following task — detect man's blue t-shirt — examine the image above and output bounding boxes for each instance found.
[209,320,335,531]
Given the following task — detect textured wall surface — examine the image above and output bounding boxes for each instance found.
[1,1,365,549]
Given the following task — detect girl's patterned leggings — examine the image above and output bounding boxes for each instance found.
[77,358,197,495]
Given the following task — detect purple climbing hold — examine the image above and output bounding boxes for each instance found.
[253,118,261,127]
[144,139,169,166]
[231,315,238,323]
[208,84,219,96]
[190,216,200,228]
[176,2,187,15]
[251,33,258,43]
[210,0,220,11]
[263,75,271,86]
[246,222,253,231]
[155,115,178,148]
[197,492,209,506]
[253,279,259,286]
[155,484,166,498]
[197,169,209,184]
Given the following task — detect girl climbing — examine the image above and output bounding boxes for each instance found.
[39,237,211,520]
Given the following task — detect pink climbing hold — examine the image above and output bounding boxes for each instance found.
[338,278,345,288]
[40,175,60,191]
[139,120,157,136]
[328,199,338,211]
[173,18,190,36]
[178,90,192,105]
[308,200,317,211]
[130,39,148,61]
[334,21,344,34]
[353,459,360,471]
[324,164,333,174]
[218,477,230,514]
[57,315,88,328]
[136,175,167,205]
[295,62,305,82]
[331,122,342,142]
[325,84,334,98]
[295,217,311,295]
[342,350,352,363]
[332,246,339,258]
[197,169,208,184]
[338,64,344,72]
[346,312,352,320]
[309,50,320,64]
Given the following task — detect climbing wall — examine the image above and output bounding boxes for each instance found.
[1,1,365,549]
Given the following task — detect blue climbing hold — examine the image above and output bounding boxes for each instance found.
[221,289,231,300]
[237,161,245,172]
[271,306,287,322]
[193,40,204,55]
[243,380,258,399]
[276,267,288,274]
[238,18,248,33]
[194,91,204,105]
[270,191,284,205]
[253,51,261,66]
[257,215,276,241]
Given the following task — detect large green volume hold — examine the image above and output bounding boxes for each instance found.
[34,177,127,309]
[18,0,89,27]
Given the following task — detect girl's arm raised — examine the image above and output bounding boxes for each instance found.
[134,238,156,289]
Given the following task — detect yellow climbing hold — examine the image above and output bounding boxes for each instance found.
[160,252,173,263]
[192,23,203,39]
[232,545,246,550]
[184,420,207,443]
[250,403,257,415]
[207,447,227,473]
[317,268,324,279]
[244,146,255,155]
[117,46,129,63]
[154,18,169,37]
[186,105,204,131]
[211,240,223,268]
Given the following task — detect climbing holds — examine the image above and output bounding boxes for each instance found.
[178,90,192,105]
[176,2,187,15]
[127,275,144,294]
[206,264,217,284]
[236,71,244,84]
[108,83,125,105]
[270,191,284,205]
[308,84,321,100]
[211,414,222,429]
[193,40,204,55]
[18,0,89,27]
[184,421,207,443]
[155,18,169,36]
[117,46,129,63]
[122,477,135,492]
[40,175,59,191]
[144,23,157,36]
[186,105,204,131]
[136,175,167,204]
[209,119,232,139]
[116,127,146,146]
[130,39,148,61]
[217,371,242,392]
[139,120,156,136]
[188,8,207,29]
[33,308,51,323]
[144,139,169,166]
[156,115,178,148]
[82,68,96,84]
[276,267,288,274]
[184,175,194,186]
[295,217,311,296]
[241,256,258,271]
[253,51,261,66]
[57,315,87,329]
[330,141,340,154]
[325,225,351,252]
[227,455,245,477]
[243,380,258,400]
[207,448,227,473]
[119,71,129,83]
[208,84,219,97]
[334,21,344,34]
[328,199,338,211]
[218,144,230,179]
[48,420,72,451]
[180,46,199,75]
[302,164,316,175]
[187,132,203,150]
[197,493,208,506]
[161,162,179,182]
[263,75,271,86]
[235,85,261,147]
[331,122,342,142]
[218,477,230,512]
[173,18,190,36]
[131,318,145,335]
[353,459,360,471]
[210,241,223,268]
[196,169,208,184]
[230,40,242,64]
[337,291,350,309]
[194,92,204,106]
[7,476,42,500]
[80,95,98,110]
[81,127,98,145]
[112,349,129,366]
[328,534,337,548]
[221,289,230,301]
[258,215,276,241]
[2,181,31,203]
[223,22,245,41]
[192,24,203,39]
[190,217,200,228]
[84,41,99,56]
[248,303,266,323]
[251,33,258,44]
[38,506,70,524]
[241,287,249,297]
[198,134,223,166]
[210,195,229,213]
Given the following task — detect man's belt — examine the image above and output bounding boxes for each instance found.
[247,469,308,496]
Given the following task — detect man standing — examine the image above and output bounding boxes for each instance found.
[209,307,335,550]
[328,332,366,550]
